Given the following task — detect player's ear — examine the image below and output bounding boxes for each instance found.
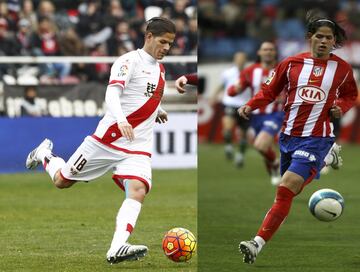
[145,31,153,41]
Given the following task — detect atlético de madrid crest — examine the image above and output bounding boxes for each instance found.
[312,66,323,77]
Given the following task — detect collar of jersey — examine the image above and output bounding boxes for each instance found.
[138,49,157,65]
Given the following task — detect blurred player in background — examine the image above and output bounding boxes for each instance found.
[20,86,43,117]
[26,17,177,264]
[229,42,282,183]
[211,52,251,167]
[238,12,358,264]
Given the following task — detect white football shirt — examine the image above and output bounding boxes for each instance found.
[92,49,165,156]
[221,66,251,108]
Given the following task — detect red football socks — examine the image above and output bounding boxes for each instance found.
[257,186,295,241]
[262,147,276,162]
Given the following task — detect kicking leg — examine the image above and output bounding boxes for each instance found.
[26,138,75,189]
[323,142,343,169]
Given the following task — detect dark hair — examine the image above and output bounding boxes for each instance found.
[306,10,347,48]
[145,17,176,37]
[255,41,277,63]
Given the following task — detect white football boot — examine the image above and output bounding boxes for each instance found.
[328,143,343,170]
[224,144,234,160]
[266,159,281,186]
[234,152,244,168]
[106,244,148,264]
[26,138,53,170]
[239,240,259,264]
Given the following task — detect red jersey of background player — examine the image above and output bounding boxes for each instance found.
[240,63,283,114]
[247,52,358,137]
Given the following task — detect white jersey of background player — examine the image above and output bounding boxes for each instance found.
[211,52,251,166]
[221,55,251,109]
[26,17,177,264]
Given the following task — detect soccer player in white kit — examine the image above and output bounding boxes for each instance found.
[26,17,177,264]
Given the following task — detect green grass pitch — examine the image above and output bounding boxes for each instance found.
[199,143,360,272]
[0,169,197,272]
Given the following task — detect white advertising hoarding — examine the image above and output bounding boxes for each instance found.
[152,112,197,169]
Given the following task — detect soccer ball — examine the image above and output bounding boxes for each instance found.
[308,189,344,222]
[162,227,197,262]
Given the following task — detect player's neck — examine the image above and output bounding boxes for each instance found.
[311,51,331,60]
[261,61,276,70]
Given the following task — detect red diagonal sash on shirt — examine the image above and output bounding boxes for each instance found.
[98,64,165,145]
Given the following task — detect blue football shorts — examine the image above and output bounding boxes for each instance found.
[250,112,284,136]
[279,133,334,181]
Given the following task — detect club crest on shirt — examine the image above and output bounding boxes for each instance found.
[144,82,157,97]
[118,65,128,77]
[312,66,324,77]
[265,71,275,85]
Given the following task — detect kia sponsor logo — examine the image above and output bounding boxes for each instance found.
[297,85,326,103]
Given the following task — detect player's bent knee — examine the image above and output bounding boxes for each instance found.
[126,179,147,203]
[279,171,304,195]
[253,140,268,153]
[53,171,75,189]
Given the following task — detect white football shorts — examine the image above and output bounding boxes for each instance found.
[60,136,152,193]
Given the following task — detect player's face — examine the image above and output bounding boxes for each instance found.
[234,53,247,69]
[146,32,175,60]
[309,26,335,59]
[258,42,276,64]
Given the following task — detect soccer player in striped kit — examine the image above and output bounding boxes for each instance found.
[26,17,177,264]
[238,12,358,264]
[229,42,283,184]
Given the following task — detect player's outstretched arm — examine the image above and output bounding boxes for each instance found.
[175,75,188,93]
[238,105,252,120]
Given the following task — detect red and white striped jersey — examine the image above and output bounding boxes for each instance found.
[92,49,165,156]
[247,52,358,137]
[240,63,281,114]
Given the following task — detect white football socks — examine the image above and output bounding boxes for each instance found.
[254,236,266,253]
[45,157,65,181]
[38,149,65,181]
[108,198,142,255]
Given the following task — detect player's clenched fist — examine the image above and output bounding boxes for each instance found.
[175,75,187,93]
[238,105,252,120]
[118,121,134,141]
[330,105,342,118]
[156,110,168,123]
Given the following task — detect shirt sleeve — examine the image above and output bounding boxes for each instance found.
[336,67,358,114]
[239,67,253,92]
[247,60,288,110]
[184,73,198,85]
[108,54,136,89]
[105,84,127,123]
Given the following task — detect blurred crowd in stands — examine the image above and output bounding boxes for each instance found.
[199,0,360,62]
[0,0,197,84]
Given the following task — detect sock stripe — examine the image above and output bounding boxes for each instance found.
[126,223,134,234]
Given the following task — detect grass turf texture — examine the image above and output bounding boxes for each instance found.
[0,169,197,272]
[199,144,360,272]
